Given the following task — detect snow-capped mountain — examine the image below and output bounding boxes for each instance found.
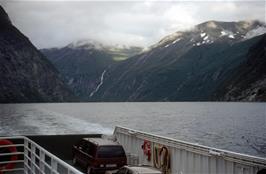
[41,41,142,100]
[41,20,266,102]
[2,0,265,102]
[87,20,266,101]
[152,20,265,49]
[67,39,105,50]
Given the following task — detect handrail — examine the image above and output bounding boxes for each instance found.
[114,126,266,167]
[0,136,83,174]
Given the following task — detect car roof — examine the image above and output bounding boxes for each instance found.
[82,138,120,146]
[125,166,162,174]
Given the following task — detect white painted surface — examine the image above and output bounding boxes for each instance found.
[0,136,83,174]
[114,126,266,174]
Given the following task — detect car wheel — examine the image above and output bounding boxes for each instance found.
[87,166,92,174]
[72,156,77,165]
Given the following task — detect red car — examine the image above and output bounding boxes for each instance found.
[72,138,127,174]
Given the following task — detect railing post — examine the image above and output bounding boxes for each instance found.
[51,158,58,174]
[24,138,29,174]
[40,150,45,173]
[0,136,86,174]
[31,143,36,173]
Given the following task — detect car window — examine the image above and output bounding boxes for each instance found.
[78,140,87,150]
[78,141,96,157]
[86,142,96,156]
[97,146,125,158]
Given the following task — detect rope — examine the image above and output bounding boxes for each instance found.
[153,144,170,174]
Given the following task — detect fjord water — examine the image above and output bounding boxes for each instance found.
[0,102,265,157]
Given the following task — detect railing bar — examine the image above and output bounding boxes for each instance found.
[0,152,24,156]
[115,126,266,164]
[0,144,25,148]
[29,158,52,174]
[0,168,25,172]
[23,137,83,173]
[25,146,41,160]
[24,154,52,170]
[24,162,34,174]
[0,136,26,140]
[0,160,24,165]
[0,136,86,174]
[25,154,46,174]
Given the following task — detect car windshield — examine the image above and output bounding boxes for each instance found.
[97,146,125,158]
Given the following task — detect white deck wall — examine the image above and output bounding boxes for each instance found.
[114,126,266,174]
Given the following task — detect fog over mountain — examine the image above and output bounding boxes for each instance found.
[43,20,266,102]
[1,2,266,102]
[2,1,265,48]
[41,41,142,100]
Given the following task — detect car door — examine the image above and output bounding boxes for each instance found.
[79,142,91,167]
[74,140,84,164]
[74,140,88,166]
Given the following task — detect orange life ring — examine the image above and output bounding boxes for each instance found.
[141,140,151,161]
[0,139,18,173]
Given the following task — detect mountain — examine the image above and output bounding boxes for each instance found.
[88,20,266,101]
[41,40,142,100]
[215,34,266,101]
[0,6,74,103]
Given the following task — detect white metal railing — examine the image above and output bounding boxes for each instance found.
[114,126,266,174]
[0,136,83,174]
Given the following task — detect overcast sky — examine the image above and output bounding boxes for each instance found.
[1,0,265,49]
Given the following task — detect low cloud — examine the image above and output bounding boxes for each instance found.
[2,1,265,48]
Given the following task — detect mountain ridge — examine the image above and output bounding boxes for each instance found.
[87,20,266,101]
[41,39,143,100]
[0,6,75,103]
[1,4,265,102]
[214,34,266,101]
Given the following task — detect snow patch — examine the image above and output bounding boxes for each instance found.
[196,42,201,46]
[164,44,170,48]
[200,33,206,38]
[220,30,236,39]
[155,32,183,48]
[220,31,227,36]
[228,34,235,39]
[164,38,181,48]
[203,35,209,40]
[172,38,181,44]
[244,26,266,39]
[68,39,104,50]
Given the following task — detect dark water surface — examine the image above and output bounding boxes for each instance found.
[0,102,265,157]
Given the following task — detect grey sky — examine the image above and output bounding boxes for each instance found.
[1,0,265,49]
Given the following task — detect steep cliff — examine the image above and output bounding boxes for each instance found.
[0,6,74,103]
[215,34,266,101]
